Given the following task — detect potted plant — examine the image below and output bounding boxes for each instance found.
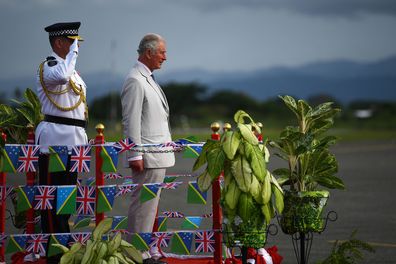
[269,95,345,234]
[193,110,284,249]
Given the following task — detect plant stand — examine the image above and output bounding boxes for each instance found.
[279,211,337,264]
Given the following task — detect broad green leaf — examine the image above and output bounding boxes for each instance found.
[225,179,241,210]
[234,110,255,124]
[238,123,258,145]
[261,202,274,225]
[279,95,299,119]
[269,172,283,193]
[237,193,256,222]
[197,169,212,192]
[261,173,272,204]
[314,175,345,190]
[271,184,284,214]
[221,131,241,160]
[231,156,252,192]
[244,143,266,182]
[250,175,262,204]
[207,148,225,179]
[192,139,220,171]
[93,217,113,241]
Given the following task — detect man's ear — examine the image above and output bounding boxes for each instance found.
[54,38,63,49]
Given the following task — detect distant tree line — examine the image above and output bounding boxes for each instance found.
[88,82,396,129]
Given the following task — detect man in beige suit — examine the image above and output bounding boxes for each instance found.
[121,33,174,263]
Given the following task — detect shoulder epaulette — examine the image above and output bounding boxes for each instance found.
[46,56,57,67]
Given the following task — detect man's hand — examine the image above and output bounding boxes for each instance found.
[129,159,144,173]
[70,38,79,54]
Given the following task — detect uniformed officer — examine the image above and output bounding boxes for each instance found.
[35,22,88,263]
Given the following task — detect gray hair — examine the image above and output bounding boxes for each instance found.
[137,33,164,55]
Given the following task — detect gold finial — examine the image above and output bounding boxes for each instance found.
[210,122,220,133]
[95,123,105,135]
[26,123,34,132]
[223,123,232,132]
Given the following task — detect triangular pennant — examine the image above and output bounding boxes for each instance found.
[150,232,172,249]
[187,181,207,204]
[47,234,70,257]
[112,216,128,230]
[162,211,185,218]
[113,138,136,153]
[6,235,27,254]
[140,184,160,203]
[96,185,116,213]
[73,215,92,229]
[170,232,193,255]
[48,146,68,172]
[100,145,119,172]
[68,233,91,246]
[181,217,202,229]
[0,145,20,173]
[130,233,152,251]
[183,146,201,158]
[56,186,77,215]
[163,176,177,183]
[76,186,96,215]
[16,186,35,212]
[157,216,168,232]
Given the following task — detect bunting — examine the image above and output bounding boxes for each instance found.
[130,233,152,251]
[76,186,96,215]
[181,217,202,229]
[70,145,91,173]
[26,234,49,256]
[157,216,168,232]
[162,211,185,218]
[150,232,172,249]
[17,145,39,172]
[56,185,77,215]
[100,145,119,172]
[140,184,160,203]
[96,185,116,213]
[195,231,215,253]
[111,216,128,230]
[6,235,27,254]
[106,173,123,179]
[48,146,68,172]
[0,145,20,173]
[116,185,136,197]
[187,181,207,204]
[170,232,193,255]
[160,182,182,190]
[34,186,56,210]
[16,186,35,212]
[113,138,135,153]
[68,233,91,246]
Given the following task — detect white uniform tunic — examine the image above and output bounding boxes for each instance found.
[35,41,88,150]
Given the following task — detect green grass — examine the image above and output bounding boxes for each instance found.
[86,121,395,143]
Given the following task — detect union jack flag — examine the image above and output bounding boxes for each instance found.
[113,138,135,153]
[159,141,182,150]
[68,233,91,246]
[159,182,182,190]
[17,145,39,172]
[70,145,91,173]
[26,234,49,256]
[34,186,56,210]
[76,186,95,215]
[194,231,215,253]
[0,186,15,201]
[161,211,184,218]
[115,185,137,197]
[105,173,123,179]
[150,232,172,248]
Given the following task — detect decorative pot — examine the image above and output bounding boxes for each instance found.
[280,190,329,234]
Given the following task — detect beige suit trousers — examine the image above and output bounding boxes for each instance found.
[127,168,166,234]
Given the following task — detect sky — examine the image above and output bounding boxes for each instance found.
[1,0,396,79]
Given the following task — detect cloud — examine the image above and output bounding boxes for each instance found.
[175,0,396,17]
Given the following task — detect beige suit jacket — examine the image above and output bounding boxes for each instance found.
[121,62,175,168]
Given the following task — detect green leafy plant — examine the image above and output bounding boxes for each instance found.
[269,95,345,234]
[318,230,375,264]
[53,218,143,264]
[0,88,43,144]
[193,110,284,248]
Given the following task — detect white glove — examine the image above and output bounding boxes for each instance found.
[70,38,79,54]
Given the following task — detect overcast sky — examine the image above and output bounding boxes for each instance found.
[1,0,396,79]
